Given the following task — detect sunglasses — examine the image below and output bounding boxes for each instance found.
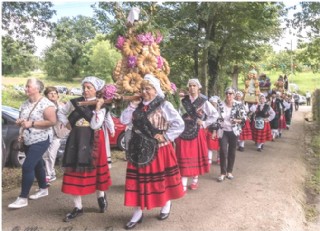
[226,92,234,95]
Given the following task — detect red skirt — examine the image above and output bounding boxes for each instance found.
[124,143,184,210]
[279,114,287,129]
[252,121,273,143]
[206,130,220,150]
[175,128,210,177]
[62,130,112,195]
[239,120,252,141]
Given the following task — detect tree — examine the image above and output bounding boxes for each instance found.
[2,2,55,75]
[43,16,98,80]
[83,35,121,82]
[53,16,97,44]
[157,2,285,95]
[2,35,39,75]
[2,2,55,47]
[292,2,320,73]
[43,39,82,80]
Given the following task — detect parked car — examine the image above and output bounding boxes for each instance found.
[55,86,69,94]
[14,85,25,93]
[1,105,66,167]
[293,94,306,105]
[2,105,23,167]
[109,113,126,151]
[69,87,83,96]
[2,140,7,169]
[298,95,307,105]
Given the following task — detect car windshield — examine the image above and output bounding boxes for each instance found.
[2,106,20,120]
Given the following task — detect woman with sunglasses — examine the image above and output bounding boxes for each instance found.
[216,87,247,182]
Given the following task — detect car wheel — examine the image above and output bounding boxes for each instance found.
[117,133,126,151]
[10,141,26,167]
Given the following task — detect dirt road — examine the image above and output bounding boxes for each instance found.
[2,106,317,231]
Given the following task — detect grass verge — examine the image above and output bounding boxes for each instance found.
[303,116,320,222]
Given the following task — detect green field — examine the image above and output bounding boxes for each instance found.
[2,70,320,108]
[238,71,320,95]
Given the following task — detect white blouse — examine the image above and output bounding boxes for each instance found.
[58,97,106,130]
[20,97,55,145]
[188,96,219,129]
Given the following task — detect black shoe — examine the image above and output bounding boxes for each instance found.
[238,147,244,152]
[261,144,264,150]
[97,194,107,213]
[158,204,171,221]
[158,212,170,220]
[63,207,83,222]
[257,148,262,152]
[279,133,282,138]
[125,214,143,230]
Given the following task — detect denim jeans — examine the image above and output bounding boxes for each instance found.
[20,137,50,198]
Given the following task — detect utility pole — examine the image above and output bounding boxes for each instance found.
[290,39,294,75]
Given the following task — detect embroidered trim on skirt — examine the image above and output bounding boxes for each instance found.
[252,121,273,143]
[62,130,112,195]
[239,120,252,141]
[278,114,287,129]
[124,143,184,210]
[175,128,210,177]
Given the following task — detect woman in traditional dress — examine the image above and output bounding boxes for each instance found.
[270,91,285,139]
[120,74,185,230]
[207,96,221,164]
[58,76,114,222]
[251,94,275,152]
[235,91,252,152]
[175,79,218,191]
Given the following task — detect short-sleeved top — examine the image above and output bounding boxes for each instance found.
[20,97,55,145]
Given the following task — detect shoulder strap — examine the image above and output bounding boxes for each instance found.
[20,97,43,135]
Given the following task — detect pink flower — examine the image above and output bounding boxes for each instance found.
[136,34,147,44]
[103,84,117,100]
[137,33,154,45]
[170,82,177,93]
[127,56,137,68]
[144,32,154,45]
[157,56,164,69]
[115,36,125,50]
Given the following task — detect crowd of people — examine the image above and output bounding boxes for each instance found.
[8,74,302,229]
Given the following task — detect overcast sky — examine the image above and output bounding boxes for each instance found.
[34,0,302,56]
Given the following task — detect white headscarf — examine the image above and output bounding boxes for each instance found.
[209,96,220,103]
[144,74,165,98]
[187,78,202,89]
[259,93,266,99]
[235,91,244,98]
[81,76,105,91]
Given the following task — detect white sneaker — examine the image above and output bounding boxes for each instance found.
[49,175,56,182]
[29,188,48,200]
[8,197,28,208]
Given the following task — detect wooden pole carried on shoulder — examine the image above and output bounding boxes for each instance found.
[76,95,141,106]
